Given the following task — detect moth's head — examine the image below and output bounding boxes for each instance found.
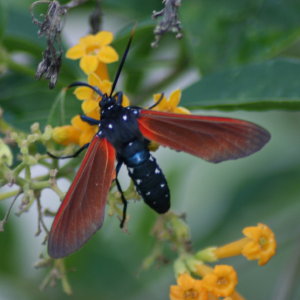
[99,94,116,109]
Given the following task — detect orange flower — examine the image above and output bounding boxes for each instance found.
[197,265,238,298]
[66,31,118,74]
[170,273,208,300]
[242,223,276,266]
[212,223,276,266]
[74,73,112,102]
[94,62,109,80]
[152,90,191,114]
[51,116,98,147]
[147,89,189,151]
[52,125,80,146]
[74,73,130,120]
[71,115,98,146]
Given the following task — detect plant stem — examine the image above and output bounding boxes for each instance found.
[0,189,20,201]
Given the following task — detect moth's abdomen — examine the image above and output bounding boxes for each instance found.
[125,151,170,213]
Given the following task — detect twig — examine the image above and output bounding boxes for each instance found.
[36,197,49,240]
[31,0,89,88]
[152,0,183,47]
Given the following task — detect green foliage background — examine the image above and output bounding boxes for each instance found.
[1,0,300,299]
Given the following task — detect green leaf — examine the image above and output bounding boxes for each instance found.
[0,206,18,275]
[112,22,156,95]
[182,58,300,110]
[5,4,39,41]
[0,0,7,41]
[0,74,80,130]
[182,0,300,73]
[105,0,163,18]
[3,35,44,57]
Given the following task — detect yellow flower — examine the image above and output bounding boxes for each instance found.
[170,273,208,300]
[81,99,100,119]
[212,223,276,266]
[199,265,238,298]
[242,223,276,266]
[74,73,130,120]
[52,125,80,145]
[152,90,191,114]
[66,31,119,75]
[71,115,98,146]
[74,73,112,102]
[147,89,190,151]
[94,62,109,81]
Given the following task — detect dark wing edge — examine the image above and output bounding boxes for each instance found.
[138,109,270,163]
[48,137,116,258]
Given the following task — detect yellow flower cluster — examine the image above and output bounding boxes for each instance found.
[170,264,244,300]
[170,265,243,300]
[52,30,190,147]
[170,223,276,300]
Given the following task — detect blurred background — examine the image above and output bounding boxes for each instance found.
[1,0,300,299]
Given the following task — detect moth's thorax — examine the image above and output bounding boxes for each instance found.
[99,103,143,151]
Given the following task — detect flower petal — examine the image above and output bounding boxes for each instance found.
[97,46,119,63]
[52,125,80,145]
[202,265,238,298]
[169,89,182,108]
[95,31,114,46]
[82,100,99,114]
[174,107,192,114]
[170,273,208,300]
[88,72,102,87]
[74,87,93,101]
[66,44,85,59]
[86,107,100,119]
[87,74,112,100]
[152,93,168,111]
[79,34,96,46]
[79,128,98,146]
[71,115,93,131]
[121,94,130,107]
[95,62,110,81]
[99,80,112,95]
[242,223,276,266]
[80,55,98,74]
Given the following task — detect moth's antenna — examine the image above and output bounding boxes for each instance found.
[109,27,135,97]
[68,82,104,97]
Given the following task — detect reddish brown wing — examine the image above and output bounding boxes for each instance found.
[48,137,116,258]
[138,110,270,163]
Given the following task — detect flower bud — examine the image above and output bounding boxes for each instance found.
[0,139,13,166]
